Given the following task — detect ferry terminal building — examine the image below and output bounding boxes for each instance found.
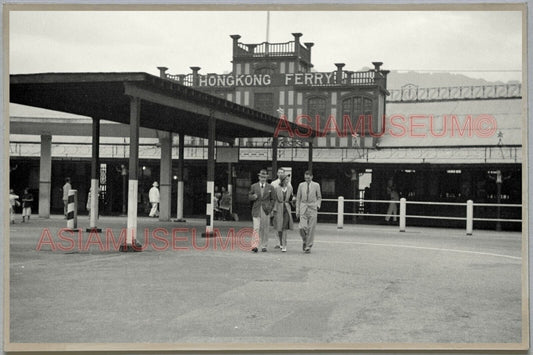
[9,33,523,230]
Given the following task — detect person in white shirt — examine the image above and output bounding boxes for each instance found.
[148,181,160,218]
[9,189,20,224]
[62,177,72,218]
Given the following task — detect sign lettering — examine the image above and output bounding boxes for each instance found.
[197,72,338,87]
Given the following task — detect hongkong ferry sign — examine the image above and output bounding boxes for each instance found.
[198,72,337,87]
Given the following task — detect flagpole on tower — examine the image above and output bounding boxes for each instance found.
[266,11,270,43]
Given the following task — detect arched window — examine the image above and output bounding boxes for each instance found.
[342,96,373,120]
[342,96,373,133]
[307,97,327,122]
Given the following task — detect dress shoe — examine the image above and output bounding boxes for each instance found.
[251,247,258,253]
[261,248,267,252]
[304,249,311,254]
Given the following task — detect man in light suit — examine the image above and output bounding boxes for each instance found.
[249,169,276,252]
[296,170,322,254]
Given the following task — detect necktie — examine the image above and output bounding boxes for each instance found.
[306,182,310,201]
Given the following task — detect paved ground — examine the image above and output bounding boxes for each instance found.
[8,215,524,347]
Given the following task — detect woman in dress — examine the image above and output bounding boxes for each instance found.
[273,176,294,252]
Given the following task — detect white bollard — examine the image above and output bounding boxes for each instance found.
[67,190,77,230]
[399,198,406,232]
[466,200,473,236]
[337,196,344,229]
[86,179,101,232]
[203,181,215,237]
[175,180,186,222]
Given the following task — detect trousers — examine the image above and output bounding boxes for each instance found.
[252,207,270,249]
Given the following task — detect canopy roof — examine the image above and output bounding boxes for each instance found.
[10,72,301,143]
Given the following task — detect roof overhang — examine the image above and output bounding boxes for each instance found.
[10,72,311,143]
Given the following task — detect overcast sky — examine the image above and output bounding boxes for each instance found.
[9,10,523,82]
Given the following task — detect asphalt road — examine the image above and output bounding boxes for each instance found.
[7,215,524,348]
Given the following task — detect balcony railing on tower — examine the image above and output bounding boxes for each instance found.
[160,62,389,90]
[231,33,312,64]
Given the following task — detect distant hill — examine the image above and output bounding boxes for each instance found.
[384,71,521,90]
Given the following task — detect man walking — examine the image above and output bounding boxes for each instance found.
[296,170,322,254]
[148,181,160,218]
[21,187,34,223]
[249,169,275,252]
[62,177,72,218]
[270,168,292,249]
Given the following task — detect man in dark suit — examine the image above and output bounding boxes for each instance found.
[249,169,276,252]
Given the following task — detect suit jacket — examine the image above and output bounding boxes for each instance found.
[249,182,275,218]
[273,185,294,231]
[296,181,322,215]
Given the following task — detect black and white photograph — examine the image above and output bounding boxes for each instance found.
[3,3,528,352]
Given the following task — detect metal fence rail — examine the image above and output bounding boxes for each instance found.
[388,83,522,102]
[318,197,522,235]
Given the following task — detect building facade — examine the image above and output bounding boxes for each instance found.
[9,33,523,230]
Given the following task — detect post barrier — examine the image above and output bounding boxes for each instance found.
[66,190,78,230]
[466,200,473,236]
[337,196,344,229]
[318,197,520,235]
[399,198,406,232]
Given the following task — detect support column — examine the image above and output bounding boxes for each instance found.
[87,118,101,232]
[174,132,186,222]
[203,114,216,237]
[272,136,278,177]
[120,165,127,216]
[227,162,233,214]
[159,131,172,221]
[308,138,313,173]
[38,135,52,218]
[124,97,141,251]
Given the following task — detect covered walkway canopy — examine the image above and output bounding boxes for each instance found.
[10,72,311,249]
[10,72,288,142]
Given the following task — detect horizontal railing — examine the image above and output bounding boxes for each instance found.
[165,73,194,86]
[236,40,312,61]
[343,70,376,86]
[388,84,522,102]
[318,197,521,235]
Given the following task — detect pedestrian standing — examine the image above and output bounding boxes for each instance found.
[21,188,34,223]
[295,170,322,254]
[86,187,92,212]
[62,177,72,218]
[273,176,294,252]
[9,189,20,224]
[385,184,400,223]
[219,187,232,221]
[213,186,222,220]
[249,169,275,252]
[148,181,160,217]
